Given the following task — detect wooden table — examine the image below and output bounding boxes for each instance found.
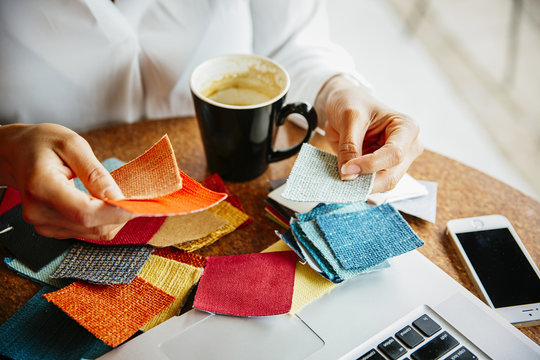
[1,117,539,346]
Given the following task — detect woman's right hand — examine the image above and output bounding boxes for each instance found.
[0,123,135,240]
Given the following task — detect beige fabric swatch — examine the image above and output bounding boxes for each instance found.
[138,255,203,331]
[110,135,182,199]
[174,201,249,252]
[262,240,336,314]
[148,210,228,247]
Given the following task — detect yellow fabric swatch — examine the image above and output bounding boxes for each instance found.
[148,210,228,247]
[138,255,203,331]
[262,240,336,314]
[174,201,249,252]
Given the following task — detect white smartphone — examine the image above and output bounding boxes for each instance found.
[446,214,540,327]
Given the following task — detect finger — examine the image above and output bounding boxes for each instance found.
[370,145,419,194]
[344,118,419,174]
[54,134,124,201]
[336,111,368,181]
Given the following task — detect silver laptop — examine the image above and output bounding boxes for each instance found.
[99,251,540,360]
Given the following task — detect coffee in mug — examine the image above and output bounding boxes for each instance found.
[190,54,317,181]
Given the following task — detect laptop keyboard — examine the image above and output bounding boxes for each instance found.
[356,314,479,360]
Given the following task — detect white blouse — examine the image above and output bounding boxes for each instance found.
[0,0,363,132]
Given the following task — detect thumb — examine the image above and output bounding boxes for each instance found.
[57,137,124,201]
[337,116,366,181]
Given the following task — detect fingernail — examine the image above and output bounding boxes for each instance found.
[340,173,359,181]
[341,163,361,175]
[103,186,124,201]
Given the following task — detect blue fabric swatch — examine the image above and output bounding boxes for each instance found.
[4,250,71,288]
[0,286,112,360]
[278,229,306,261]
[316,204,424,270]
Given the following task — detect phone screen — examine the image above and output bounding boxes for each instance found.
[456,228,540,308]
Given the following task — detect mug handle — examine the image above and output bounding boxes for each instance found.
[268,102,318,163]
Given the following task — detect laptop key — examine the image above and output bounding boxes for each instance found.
[412,314,441,337]
[378,337,407,360]
[357,349,386,360]
[411,331,459,360]
[396,325,424,349]
[444,346,478,360]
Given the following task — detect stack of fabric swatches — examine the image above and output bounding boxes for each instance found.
[0,135,253,357]
[274,143,425,284]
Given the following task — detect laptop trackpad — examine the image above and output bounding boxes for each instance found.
[159,313,324,359]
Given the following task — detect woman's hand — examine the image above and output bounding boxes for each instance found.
[315,75,423,193]
[0,123,135,240]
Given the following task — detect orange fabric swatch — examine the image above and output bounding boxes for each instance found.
[152,247,207,268]
[43,277,174,347]
[105,169,227,216]
[110,135,182,199]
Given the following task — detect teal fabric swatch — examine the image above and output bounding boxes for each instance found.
[0,286,112,360]
[316,204,424,270]
[282,144,375,203]
[4,249,71,288]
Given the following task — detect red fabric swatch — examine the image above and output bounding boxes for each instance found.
[152,247,207,268]
[105,169,227,216]
[81,216,166,245]
[0,187,21,216]
[201,173,252,227]
[193,252,297,317]
[43,277,175,347]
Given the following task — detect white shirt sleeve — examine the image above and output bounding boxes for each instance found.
[250,0,371,107]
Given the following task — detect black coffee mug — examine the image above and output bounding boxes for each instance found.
[190,54,318,181]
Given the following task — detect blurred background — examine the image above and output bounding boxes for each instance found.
[327,0,540,200]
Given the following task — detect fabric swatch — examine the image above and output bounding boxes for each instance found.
[152,247,207,268]
[0,286,112,360]
[0,186,21,216]
[316,203,424,270]
[4,250,71,288]
[261,241,336,314]
[105,168,227,216]
[148,210,227,247]
[201,173,252,227]
[137,255,203,331]
[367,173,428,205]
[282,144,375,203]
[82,216,167,245]
[193,252,297,317]
[0,205,74,272]
[268,182,318,214]
[43,277,175,347]
[110,135,182,199]
[174,201,249,252]
[278,229,306,261]
[51,243,153,285]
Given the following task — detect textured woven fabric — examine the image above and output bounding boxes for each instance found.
[148,210,227,247]
[174,201,249,252]
[82,216,167,245]
[0,205,74,271]
[296,202,370,222]
[193,252,296,317]
[282,144,375,203]
[0,286,111,360]
[4,250,70,288]
[317,203,424,270]
[105,168,227,216]
[261,241,336,314]
[43,277,175,347]
[152,247,207,267]
[0,186,21,216]
[201,173,252,227]
[51,243,154,284]
[138,255,203,331]
[110,135,182,199]
[278,229,305,261]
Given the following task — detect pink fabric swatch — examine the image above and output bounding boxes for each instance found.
[0,187,21,216]
[193,252,297,317]
[81,216,166,245]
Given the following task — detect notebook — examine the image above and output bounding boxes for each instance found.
[99,250,540,359]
